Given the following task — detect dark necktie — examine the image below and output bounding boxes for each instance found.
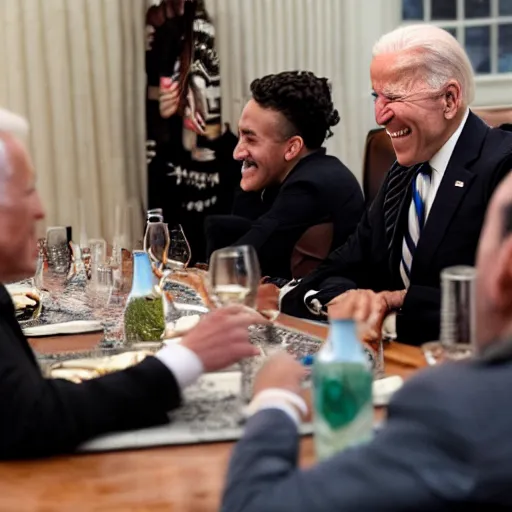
[383,163,421,251]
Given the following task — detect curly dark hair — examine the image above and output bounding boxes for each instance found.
[250,71,340,149]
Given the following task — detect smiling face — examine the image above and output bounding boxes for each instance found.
[234,99,303,192]
[370,51,463,167]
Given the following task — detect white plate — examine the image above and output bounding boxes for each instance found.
[23,320,104,337]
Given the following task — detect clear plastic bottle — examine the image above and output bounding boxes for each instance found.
[313,319,373,460]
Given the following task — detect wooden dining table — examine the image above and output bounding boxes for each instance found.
[0,305,427,511]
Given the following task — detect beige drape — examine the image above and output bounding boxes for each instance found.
[0,0,147,245]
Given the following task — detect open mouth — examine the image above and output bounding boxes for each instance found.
[386,127,412,139]
[241,160,258,174]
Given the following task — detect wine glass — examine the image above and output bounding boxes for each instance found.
[143,221,170,271]
[208,245,261,308]
[147,208,164,223]
[208,246,263,403]
[168,224,192,270]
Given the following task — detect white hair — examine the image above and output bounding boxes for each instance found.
[0,109,29,202]
[0,108,29,140]
[372,24,475,106]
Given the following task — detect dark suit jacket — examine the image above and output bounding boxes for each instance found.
[222,354,512,511]
[205,149,364,279]
[281,113,512,345]
[0,284,181,459]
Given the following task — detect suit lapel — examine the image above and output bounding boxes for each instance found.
[412,111,489,274]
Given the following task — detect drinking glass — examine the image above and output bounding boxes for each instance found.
[143,221,170,270]
[46,226,70,274]
[168,224,192,270]
[422,265,476,365]
[147,208,164,223]
[208,246,263,402]
[208,246,261,308]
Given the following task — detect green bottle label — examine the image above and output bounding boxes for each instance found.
[315,362,372,430]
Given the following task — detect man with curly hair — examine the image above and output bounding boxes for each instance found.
[205,71,364,279]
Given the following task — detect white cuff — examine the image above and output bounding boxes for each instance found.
[382,312,397,340]
[304,289,324,316]
[155,342,204,389]
[245,389,308,426]
[278,279,300,309]
[255,402,301,426]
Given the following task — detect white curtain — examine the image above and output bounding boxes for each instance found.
[0,0,147,245]
[205,0,400,182]
[0,0,401,249]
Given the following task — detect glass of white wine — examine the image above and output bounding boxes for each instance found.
[208,246,260,308]
[208,245,262,402]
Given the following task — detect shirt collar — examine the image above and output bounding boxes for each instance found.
[429,108,470,175]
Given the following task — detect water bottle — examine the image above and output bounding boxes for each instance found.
[313,318,373,460]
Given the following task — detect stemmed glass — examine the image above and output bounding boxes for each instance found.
[208,245,264,402]
[168,224,192,270]
[208,246,260,308]
[143,221,170,273]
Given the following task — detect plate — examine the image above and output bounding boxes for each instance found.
[23,320,103,337]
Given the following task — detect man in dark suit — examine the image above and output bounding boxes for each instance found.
[279,26,512,345]
[205,71,364,279]
[0,113,263,459]
[220,124,512,512]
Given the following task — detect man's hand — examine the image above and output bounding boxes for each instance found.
[159,81,180,118]
[181,306,267,372]
[256,283,280,312]
[253,353,306,397]
[327,289,406,342]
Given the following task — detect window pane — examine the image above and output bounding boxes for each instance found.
[442,27,457,38]
[465,0,490,18]
[432,0,457,20]
[465,26,491,74]
[499,0,512,15]
[498,24,512,73]
[402,0,424,19]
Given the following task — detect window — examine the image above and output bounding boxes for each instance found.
[402,0,512,75]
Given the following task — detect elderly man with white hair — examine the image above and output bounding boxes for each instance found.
[279,24,512,345]
[0,108,265,459]
[221,137,512,512]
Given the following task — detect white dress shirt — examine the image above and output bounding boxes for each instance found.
[424,108,469,219]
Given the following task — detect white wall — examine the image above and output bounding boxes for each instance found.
[205,0,401,182]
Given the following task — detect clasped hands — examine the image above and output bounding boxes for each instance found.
[327,288,407,343]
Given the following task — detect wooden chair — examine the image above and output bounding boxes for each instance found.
[362,128,396,206]
[290,223,333,279]
[474,107,512,128]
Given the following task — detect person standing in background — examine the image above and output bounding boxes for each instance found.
[146,0,239,263]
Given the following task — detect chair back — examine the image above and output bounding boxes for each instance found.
[290,223,333,279]
[362,128,395,205]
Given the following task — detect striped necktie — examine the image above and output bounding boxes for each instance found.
[383,164,420,251]
[399,164,432,288]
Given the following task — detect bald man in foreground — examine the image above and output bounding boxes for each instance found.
[222,169,512,509]
[0,109,264,459]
